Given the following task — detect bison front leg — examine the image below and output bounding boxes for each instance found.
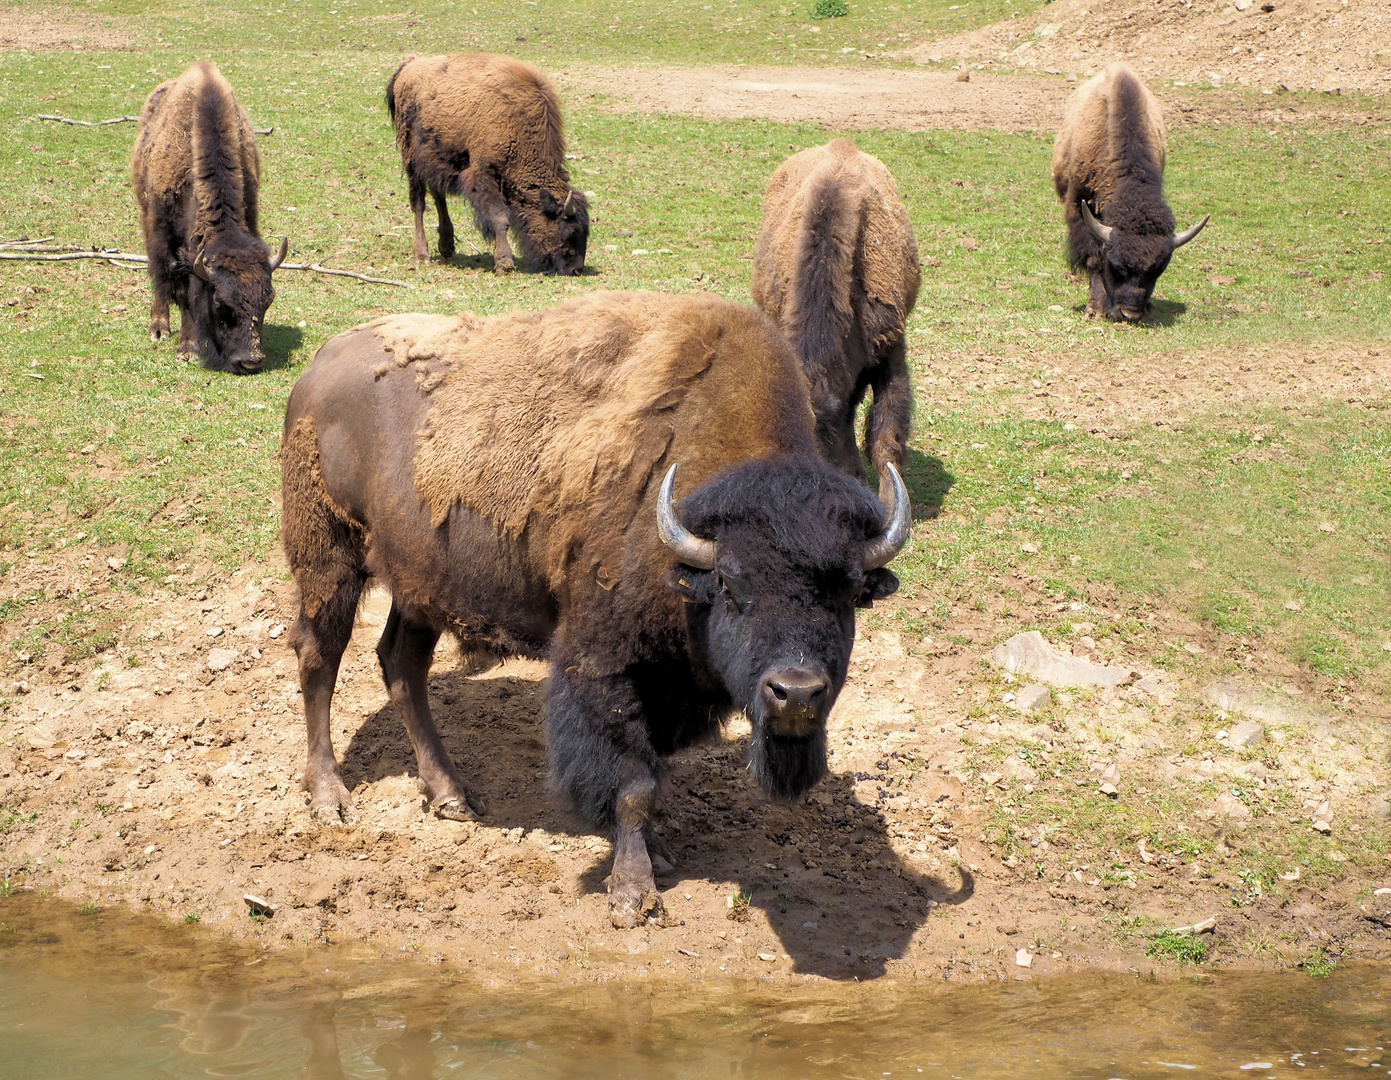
[376,601,486,821]
[1086,270,1108,318]
[289,578,365,826]
[546,665,665,928]
[462,168,515,272]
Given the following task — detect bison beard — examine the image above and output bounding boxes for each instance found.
[280,292,909,930]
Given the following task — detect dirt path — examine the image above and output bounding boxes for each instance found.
[4,340,1388,987]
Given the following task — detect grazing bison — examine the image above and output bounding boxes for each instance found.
[752,139,920,488]
[384,53,589,275]
[131,61,288,374]
[281,291,909,927]
[1051,62,1209,322]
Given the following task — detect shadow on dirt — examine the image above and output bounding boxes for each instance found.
[902,446,954,521]
[1146,298,1188,326]
[340,661,961,981]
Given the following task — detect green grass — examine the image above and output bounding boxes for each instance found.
[1,1,1389,693]
[1301,948,1335,978]
[1147,929,1208,965]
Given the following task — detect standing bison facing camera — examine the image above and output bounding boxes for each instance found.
[385,53,589,274]
[752,139,920,489]
[1052,63,1209,322]
[281,291,909,928]
[131,61,288,374]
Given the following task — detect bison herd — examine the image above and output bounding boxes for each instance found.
[120,53,1209,927]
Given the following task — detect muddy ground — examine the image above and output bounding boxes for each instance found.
[3,339,1389,987]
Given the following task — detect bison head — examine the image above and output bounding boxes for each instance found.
[1081,201,1208,322]
[523,187,589,276]
[661,456,909,801]
[186,235,287,373]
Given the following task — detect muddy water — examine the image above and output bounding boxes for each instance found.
[1,895,1387,1079]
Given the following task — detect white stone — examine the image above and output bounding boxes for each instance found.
[1013,684,1052,712]
[1214,791,1251,819]
[1230,720,1265,749]
[990,631,1138,689]
[1015,948,1033,967]
[207,648,238,673]
[1002,753,1039,784]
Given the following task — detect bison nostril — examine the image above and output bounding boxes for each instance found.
[771,683,789,702]
[764,668,830,714]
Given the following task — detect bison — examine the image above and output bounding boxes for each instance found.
[281,291,910,928]
[752,139,920,489]
[384,53,589,275]
[1051,62,1209,322]
[131,61,288,374]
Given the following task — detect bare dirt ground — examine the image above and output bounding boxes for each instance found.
[3,340,1389,987]
[0,5,134,52]
[914,0,1391,97]
[556,63,1384,134]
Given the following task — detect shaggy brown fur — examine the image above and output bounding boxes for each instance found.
[1052,63,1208,321]
[384,53,589,275]
[752,138,919,485]
[130,61,285,373]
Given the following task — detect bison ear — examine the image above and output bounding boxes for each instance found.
[665,567,716,604]
[539,188,561,219]
[856,568,899,608]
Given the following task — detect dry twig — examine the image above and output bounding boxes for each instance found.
[37,113,140,127]
[0,248,411,287]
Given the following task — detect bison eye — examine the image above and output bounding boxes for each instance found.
[217,304,238,329]
[717,566,753,612]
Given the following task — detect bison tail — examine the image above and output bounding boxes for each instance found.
[789,170,857,388]
[281,416,366,620]
[383,56,414,123]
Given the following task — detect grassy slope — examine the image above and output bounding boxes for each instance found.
[1,0,1389,695]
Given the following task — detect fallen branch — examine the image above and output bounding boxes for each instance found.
[279,261,412,288]
[0,248,411,287]
[0,237,56,248]
[37,113,140,127]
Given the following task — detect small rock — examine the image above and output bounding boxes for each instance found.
[206,626,224,638]
[990,631,1138,689]
[1183,641,1205,655]
[1229,720,1265,749]
[12,680,30,695]
[756,952,777,962]
[1013,684,1051,712]
[243,893,276,917]
[207,648,238,673]
[107,556,126,571]
[1173,916,1217,934]
[1311,800,1333,831]
[268,624,286,639]
[1001,753,1039,784]
[1318,521,1337,533]
[1234,0,1251,8]
[1133,675,1174,704]
[1214,791,1251,819]
[980,771,1003,788]
[1020,542,1039,555]
[1023,724,1054,745]
[1239,761,1267,780]
[1014,948,1032,967]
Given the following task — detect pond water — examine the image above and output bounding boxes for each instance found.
[1,894,1387,1079]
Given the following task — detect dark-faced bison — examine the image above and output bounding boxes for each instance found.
[385,53,589,275]
[752,139,920,488]
[1052,62,1209,322]
[281,291,909,927]
[131,61,287,374]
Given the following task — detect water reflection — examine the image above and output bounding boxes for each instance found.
[2,894,1389,1079]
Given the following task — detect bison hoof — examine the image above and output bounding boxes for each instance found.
[150,326,170,343]
[438,241,456,260]
[494,256,515,273]
[311,802,357,828]
[609,888,663,929]
[651,851,676,876]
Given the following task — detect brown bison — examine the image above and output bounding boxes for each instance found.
[752,139,920,488]
[131,61,288,374]
[1052,63,1209,322]
[384,53,589,275]
[281,291,909,928]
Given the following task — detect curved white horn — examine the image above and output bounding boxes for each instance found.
[1172,214,1210,250]
[269,235,289,270]
[561,189,574,214]
[863,463,912,571]
[1080,200,1113,244]
[191,250,212,282]
[657,464,717,570]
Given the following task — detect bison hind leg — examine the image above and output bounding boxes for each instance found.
[375,600,487,820]
[432,190,456,261]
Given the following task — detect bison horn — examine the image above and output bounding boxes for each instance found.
[191,250,212,282]
[657,464,717,570]
[561,190,574,214]
[863,463,911,571]
[270,236,289,270]
[1172,214,1210,250]
[1080,201,1113,244]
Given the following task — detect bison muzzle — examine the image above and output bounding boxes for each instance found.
[280,291,909,928]
[1052,63,1209,322]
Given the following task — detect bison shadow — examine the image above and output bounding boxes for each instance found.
[900,446,954,522]
[338,660,969,981]
[1145,298,1188,326]
[259,321,304,372]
